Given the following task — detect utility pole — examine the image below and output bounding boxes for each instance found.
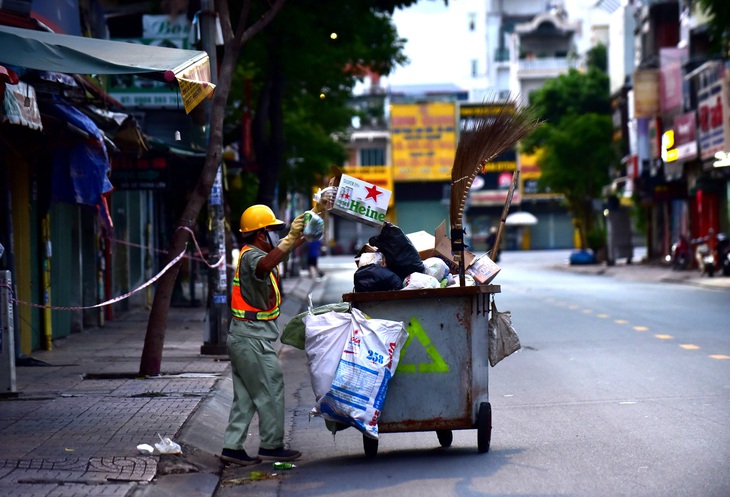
[200,0,228,355]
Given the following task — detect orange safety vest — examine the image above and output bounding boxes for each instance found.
[231,245,281,321]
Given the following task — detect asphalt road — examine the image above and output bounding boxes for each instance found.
[226,250,730,497]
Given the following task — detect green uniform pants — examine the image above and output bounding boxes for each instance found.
[224,335,284,451]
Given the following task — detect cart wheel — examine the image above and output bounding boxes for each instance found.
[436,429,453,448]
[477,402,492,453]
[363,434,378,458]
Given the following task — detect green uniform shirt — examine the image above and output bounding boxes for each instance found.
[228,246,280,341]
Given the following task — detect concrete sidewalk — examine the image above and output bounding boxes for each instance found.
[0,274,318,497]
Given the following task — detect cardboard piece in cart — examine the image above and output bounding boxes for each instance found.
[327,170,392,227]
[466,253,501,284]
[406,221,477,274]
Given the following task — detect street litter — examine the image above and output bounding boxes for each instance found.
[154,434,182,454]
[136,444,154,455]
[222,472,279,486]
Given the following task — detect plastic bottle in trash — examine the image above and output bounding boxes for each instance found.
[272,461,295,470]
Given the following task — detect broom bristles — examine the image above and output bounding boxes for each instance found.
[450,100,541,230]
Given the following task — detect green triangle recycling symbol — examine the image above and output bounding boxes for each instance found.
[397,317,450,374]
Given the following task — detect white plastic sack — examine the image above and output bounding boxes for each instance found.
[303,310,354,400]
[304,307,408,439]
[423,257,450,281]
[402,272,440,290]
[358,252,386,268]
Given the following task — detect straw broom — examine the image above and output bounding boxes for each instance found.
[450,100,541,284]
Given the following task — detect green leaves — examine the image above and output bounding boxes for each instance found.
[523,44,617,249]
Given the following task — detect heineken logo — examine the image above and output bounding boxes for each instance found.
[332,174,391,226]
[346,200,386,222]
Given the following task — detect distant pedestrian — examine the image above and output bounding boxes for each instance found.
[219,205,306,467]
[307,238,325,279]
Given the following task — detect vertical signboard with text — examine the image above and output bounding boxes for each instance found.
[697,66,730,161]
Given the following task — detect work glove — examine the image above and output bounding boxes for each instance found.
[277,213,307,253]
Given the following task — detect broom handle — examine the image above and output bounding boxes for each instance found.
[491,170,520,262]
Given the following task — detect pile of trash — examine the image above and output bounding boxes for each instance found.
[353,221,501,292]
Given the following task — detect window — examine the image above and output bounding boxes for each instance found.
[468,13,476,31]
[360,148,385,166]
[471,59,478,77]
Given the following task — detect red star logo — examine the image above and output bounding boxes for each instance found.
[364,184,382,203]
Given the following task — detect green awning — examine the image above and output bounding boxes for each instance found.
[0,25,215,113]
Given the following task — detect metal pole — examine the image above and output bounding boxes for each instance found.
[200,0,228,355]
[1,270,17,396]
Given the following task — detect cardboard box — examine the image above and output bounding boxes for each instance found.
[405,230,436,260]
[407,221,476,274]
[466,253,501,284]
[330,173,392,227]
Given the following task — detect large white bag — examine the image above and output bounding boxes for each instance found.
[303,310,354,400]
[304,307,408,439]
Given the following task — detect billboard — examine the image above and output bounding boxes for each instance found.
[633,69,660,118]
[391,102,456,181]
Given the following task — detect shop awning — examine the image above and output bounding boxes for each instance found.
[0,24,215,113]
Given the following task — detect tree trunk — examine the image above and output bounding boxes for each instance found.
[138,0,286,376]
[138,44,239,376]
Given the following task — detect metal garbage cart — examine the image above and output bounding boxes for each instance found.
[342,283,500,457]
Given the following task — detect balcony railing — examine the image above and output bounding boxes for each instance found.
[518,57,579,73]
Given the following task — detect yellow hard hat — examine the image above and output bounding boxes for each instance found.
[239,205,285,233]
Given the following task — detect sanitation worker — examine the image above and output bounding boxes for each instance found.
[219,204,309,466]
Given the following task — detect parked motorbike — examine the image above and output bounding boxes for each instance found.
[670,235,690,270]
[694,239,715,276]
[692,231,729,277]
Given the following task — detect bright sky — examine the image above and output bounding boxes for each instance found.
[383,0,462,88]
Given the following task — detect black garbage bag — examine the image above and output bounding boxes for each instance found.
[369,222,425,280]
[354,264,403,292]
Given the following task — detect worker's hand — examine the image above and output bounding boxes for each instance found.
[312,186,336,215]
[277,213,307,253]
